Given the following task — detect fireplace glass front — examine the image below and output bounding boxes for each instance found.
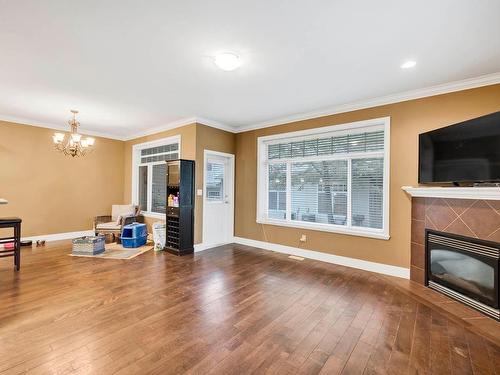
[426,230,499,320]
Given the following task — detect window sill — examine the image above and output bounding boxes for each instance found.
[141,212,165,220]
[256,218,390,240]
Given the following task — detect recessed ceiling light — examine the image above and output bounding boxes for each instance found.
[401,60,417,69]
[213,53,241,71]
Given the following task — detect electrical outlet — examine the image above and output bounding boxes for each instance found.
[300,234,307,242]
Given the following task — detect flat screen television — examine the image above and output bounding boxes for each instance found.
[419,111,500,184]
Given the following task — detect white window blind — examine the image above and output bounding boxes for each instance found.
[257,119,389,239]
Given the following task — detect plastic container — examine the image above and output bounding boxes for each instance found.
[72,235,105,255]
[121,222,148,248]
[152,222,166,251]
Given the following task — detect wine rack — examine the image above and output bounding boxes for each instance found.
[165,160,194,255]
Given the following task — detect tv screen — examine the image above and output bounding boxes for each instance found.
[419,111,500,184]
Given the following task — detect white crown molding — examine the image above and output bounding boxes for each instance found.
[236,72,500,133]
[22,230,94,242]
[123,116,237,141]
[233,236,409,279]
[0,114,126,140]
[123,117,199,141]
[2,72,499,139]
[402,186,500,200]
[195,117,237,133]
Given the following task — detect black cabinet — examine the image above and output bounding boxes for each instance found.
[165,159,195,255]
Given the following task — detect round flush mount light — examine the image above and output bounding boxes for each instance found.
[401,60,417,69]
[213,52,241,71]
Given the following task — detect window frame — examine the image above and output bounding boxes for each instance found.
[131,135,181,219]
[256,117,390,240]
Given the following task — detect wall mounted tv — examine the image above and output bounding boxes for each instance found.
[419,111,500,184]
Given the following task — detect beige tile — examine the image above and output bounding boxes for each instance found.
[460,200,500,239]
[426,198,458,230]
[411,219,425,245]
[412,198,426,221]
[411,242,425,269]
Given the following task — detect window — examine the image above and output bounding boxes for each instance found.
[205,161,225,201]
[257,118,390,239]
[132,136,180,217]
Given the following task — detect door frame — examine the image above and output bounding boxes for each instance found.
[200,149,235,251]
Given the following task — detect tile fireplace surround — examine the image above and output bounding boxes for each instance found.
[408,191,500,285]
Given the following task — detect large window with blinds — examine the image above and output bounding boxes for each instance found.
[132,136,180,217]
[257,118,390,239]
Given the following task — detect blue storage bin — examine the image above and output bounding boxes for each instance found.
[121,222,147,248]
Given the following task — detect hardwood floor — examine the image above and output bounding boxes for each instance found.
[0,241,499,374]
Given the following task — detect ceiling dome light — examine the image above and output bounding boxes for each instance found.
[214,53,241,71]
[401,60,417,69]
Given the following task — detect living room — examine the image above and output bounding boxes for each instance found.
[1,1,499,374]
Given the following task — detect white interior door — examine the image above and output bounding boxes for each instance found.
[203,151,235,247]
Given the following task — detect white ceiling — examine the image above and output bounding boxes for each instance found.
[0,0,499,139]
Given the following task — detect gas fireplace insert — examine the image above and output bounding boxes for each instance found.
[425,229,499,320]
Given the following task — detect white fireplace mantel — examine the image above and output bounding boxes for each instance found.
[402,186,500,200]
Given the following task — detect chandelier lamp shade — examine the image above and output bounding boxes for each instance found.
[53,110,95,157]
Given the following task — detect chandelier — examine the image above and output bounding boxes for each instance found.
[52,110,95,157]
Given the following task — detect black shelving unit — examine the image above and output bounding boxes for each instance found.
[165,159,195,255]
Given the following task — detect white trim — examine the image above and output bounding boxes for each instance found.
[0,115,126,140]
[256,117,390,240]
[131,135,182,151]
[141,212,166,220]
[255,219,390,240]
[2,73,499,140]
[256,118,388,143]
[124,118,198,140]
[22,230,95,242]
[123,117,237,140]
[202,150,236,248]
[233,236,409,279]
[402,186,500,200]
[196,118,237,133]
[131,135,181,212]
[194,240,234,253]
[236,72,500,132]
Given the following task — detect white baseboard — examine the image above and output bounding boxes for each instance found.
[233,236,410,279]
[22,230,94,242]
[194,239,234,253]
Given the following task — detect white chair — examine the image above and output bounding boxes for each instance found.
[94,204,144,241]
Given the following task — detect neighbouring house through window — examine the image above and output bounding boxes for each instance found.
[257,118,390,239]
[132,136,180,217]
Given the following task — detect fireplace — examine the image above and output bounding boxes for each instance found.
[426,229,499,320]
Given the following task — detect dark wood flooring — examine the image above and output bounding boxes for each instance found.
[0,241,499,374]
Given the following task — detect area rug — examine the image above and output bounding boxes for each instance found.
[70,242,154,260]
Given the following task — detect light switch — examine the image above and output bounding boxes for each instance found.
[197,189,203,196]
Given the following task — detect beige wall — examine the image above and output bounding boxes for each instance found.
[0,121,125,237]
[195,124,236,243]
[234,84,500,268]
[2,84,498,257]
[123,123,235,244]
